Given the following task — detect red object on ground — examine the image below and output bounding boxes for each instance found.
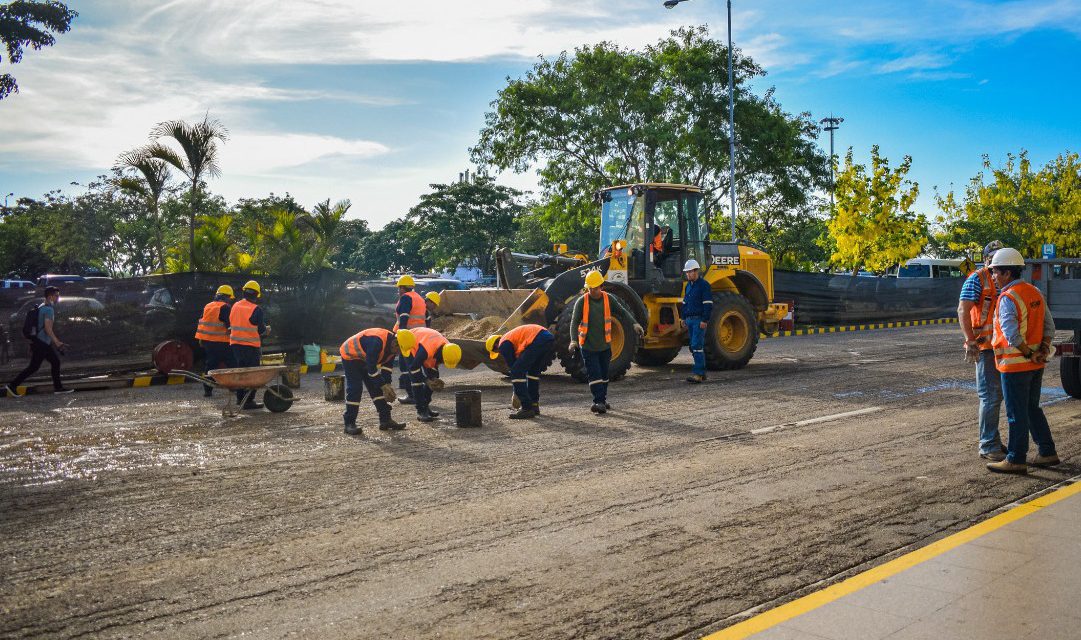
[778,300,796,331]
[153,340,194,374]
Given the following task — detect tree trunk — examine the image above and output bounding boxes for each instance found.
[152,199,166,273]
[189,180,198,271]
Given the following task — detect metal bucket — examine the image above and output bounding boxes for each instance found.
[323,374,345,402]
[455,390,483,428]
[282,365,302,389]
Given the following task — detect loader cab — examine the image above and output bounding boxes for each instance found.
[599,183,708,293]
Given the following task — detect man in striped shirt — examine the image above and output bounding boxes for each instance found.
[957,240,1005,461]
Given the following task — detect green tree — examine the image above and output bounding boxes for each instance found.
[407,177,524,273]
[331,218,371,269]
[147,115,229,268]
[472,26,829,254]
[351,219,431,276]
[115,147,174,272]
[934,151,1081,258]
[0,1,77,100]
[826,146,927,273]
[302,199,351,270]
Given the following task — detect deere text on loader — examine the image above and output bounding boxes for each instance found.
[431,183,788,381]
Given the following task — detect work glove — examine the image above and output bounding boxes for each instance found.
[511,394,522,410]
[568,341,578,352]
[381,384,397,403]
[427,378,445,392]
[633,324,644,337]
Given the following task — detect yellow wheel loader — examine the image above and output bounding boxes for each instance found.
[430,183,788,381]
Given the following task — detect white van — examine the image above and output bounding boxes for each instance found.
[892,258,973,279]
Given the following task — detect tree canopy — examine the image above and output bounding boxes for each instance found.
[0,0,77,99]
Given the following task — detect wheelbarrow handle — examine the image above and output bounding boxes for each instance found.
[169,370,216,387]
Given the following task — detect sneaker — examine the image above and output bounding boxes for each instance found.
[980,451,1007,462]
[379,418,407,431]
[1030,454,1061,467]
[343,423,361,436]
[987,460,1028,475]
[54,388,75,395]
[509,407,537,420]
[3,384,18,398]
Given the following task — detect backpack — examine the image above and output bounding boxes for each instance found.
[21,304,41,340]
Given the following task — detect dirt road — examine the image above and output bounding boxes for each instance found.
[1,325,1078,639]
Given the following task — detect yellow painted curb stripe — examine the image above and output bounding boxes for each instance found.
[702,480,1081,639]
[761,318,957,339]
[167,375,185,385]
[132,376,152,388]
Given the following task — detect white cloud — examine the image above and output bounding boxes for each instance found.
[876,52,952,74]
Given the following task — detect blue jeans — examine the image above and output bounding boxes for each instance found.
[975,349,1003,454]
[686,316,706,376]
[1001,368,1056,464]
[582,348,611,404]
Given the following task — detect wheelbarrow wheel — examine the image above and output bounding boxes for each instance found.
[264,384,294,413]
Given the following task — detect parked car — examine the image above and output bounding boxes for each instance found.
[37,274,86,288]
[890,258,971,279]
[1,279,35,289]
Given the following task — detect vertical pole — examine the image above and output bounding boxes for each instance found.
[829,120,835,213]
[727,0,737,242]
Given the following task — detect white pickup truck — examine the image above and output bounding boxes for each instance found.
[1027,258,1081,398]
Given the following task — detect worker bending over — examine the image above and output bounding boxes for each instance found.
[229,280,270,410]
[340,327,408,435]
[195,285,236,397]
[681,259,712,383]
[394,275,428,405]
[399,327,462,423]
[486,324,555,420]
[568,270,642,414]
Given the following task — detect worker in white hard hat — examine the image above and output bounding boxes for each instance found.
[681,259,712,383]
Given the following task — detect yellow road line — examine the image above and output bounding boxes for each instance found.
[702,480,1081,639]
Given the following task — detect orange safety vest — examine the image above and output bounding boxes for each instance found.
[340,327,393,362]
[394,291,427,330]
[195,300,229,343]
[578,292,612,347]
[991,281,1046,374]
[410,327,448,369]
[228,299,261,348]
[652,231,664,253]
[499,324,546,358]
[969,267,997,349]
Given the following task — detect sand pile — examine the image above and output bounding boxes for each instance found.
[432,315,505,339]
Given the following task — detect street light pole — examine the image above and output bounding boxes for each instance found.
[664,0,738,242]
[3,192,12,208]
[819,115,843,213]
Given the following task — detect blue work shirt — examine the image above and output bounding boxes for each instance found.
[36,304,55,345]
[682,278,713,318]
[997,280,1054,348]
[959,270,984,302]
[359,334,394,376]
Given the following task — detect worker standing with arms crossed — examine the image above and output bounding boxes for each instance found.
[195,285,236,398]
[393,275,427,405]
[399,327,461,423]
[958,240,1007,461]
[984,248,1059,474]
[681,259,712,384]
[229,280,270,410]
[486,324,555,420]
[340,327,408,435]
[568,270,643,414]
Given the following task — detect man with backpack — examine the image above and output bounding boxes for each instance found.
[4,286,72,396]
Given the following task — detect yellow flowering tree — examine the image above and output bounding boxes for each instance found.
[825,146,928,273]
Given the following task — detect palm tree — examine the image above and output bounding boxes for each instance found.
[147,115,228,269]
[115,146,172,272]
[302,199,351,269]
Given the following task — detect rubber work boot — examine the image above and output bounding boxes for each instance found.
[240,390,263,410]
[379,417,407,431]
[591,403,607,414]
[343,423,361,436]
[987,460,1028,475]
[426,409,440,418]
[416,411,437,423]
[1030,454,1061,467]
[509,407,537,420]
[686,374,704,384]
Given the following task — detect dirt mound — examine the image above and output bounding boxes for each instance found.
[432,315,505,340]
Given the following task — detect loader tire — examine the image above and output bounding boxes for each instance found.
[555,301,638,383]
[704,292,758,371]
[1062,356,1081,399]
[634,346,682,367]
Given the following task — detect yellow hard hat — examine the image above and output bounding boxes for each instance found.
[243,280,261,297]
[425,291,441,306]
[485,334,502,359]
[396,274,415,288]
[216,285,235,299]
[585,270,605,289]
[396,328,416,355]
[442,343,462,368]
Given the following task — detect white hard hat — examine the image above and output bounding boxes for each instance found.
[683,259,701,272]
[989,247,1025,268]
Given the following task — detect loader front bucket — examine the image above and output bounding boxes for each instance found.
[430,287,550,372]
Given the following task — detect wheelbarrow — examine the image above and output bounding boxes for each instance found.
[171,365,295,414]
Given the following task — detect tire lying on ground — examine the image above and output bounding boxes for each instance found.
[555,300,639,383]
[704,291,759,371]
[1062,356,1081,399]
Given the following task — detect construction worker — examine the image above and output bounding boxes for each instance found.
[568,270,642,414]
[424,291,440,327]
[985,248,1059,474]
[486,324,555,419]
[399,327,462,423]
[652,224,667,268]
[229,280,270,410]
[958,240,1006,460]
[681,259,712,383]
[340,327,407,435]
[195,285,236,397]
[394,275,427,405]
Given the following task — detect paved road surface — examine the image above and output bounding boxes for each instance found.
[1,325,1078,639]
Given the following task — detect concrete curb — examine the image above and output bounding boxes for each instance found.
[761,317,957,339]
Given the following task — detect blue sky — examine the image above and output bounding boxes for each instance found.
[1,0,1079,228]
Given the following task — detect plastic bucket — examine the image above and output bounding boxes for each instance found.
[323,374,345,401]
[282,365,302,389]
[304,344,322,367]
[455,390,483,428]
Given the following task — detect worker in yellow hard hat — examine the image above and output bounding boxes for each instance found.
[486,324,555,420]
[394,275,427,405]
[568,270,643,414]
[399,327,461,423]
[229,280,271,409]
[194,284,236,397]
[424,291,441,327]
[340,327,407,435]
